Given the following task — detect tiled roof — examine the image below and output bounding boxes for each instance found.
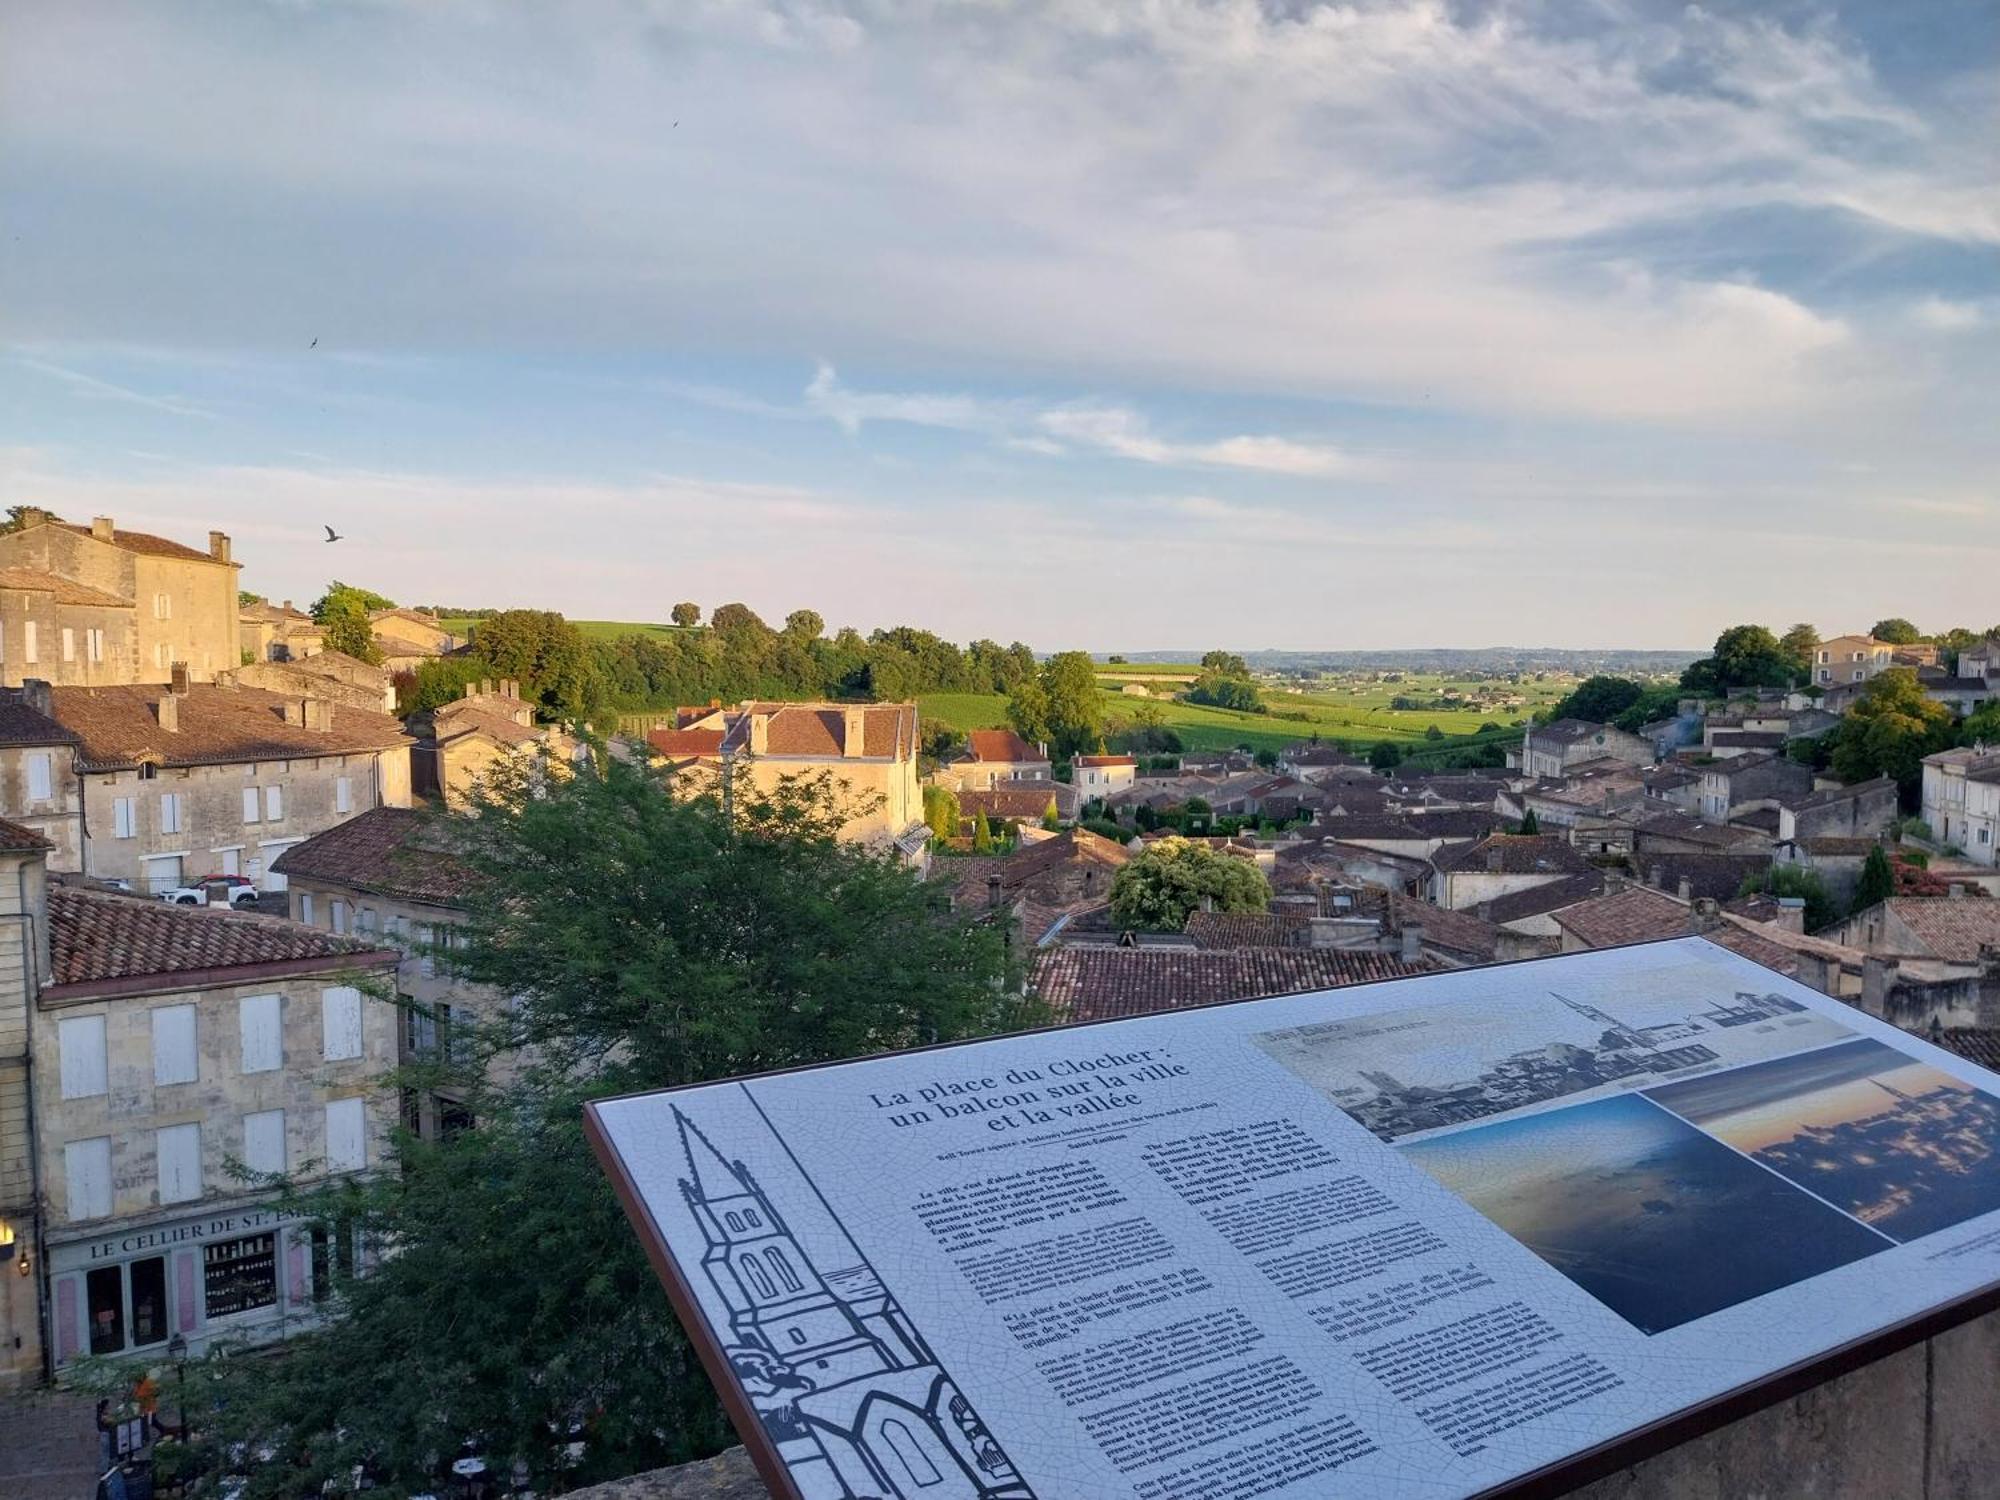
[1628,812,1764,850]
[943,827,1132,904]
[0,567,133,608]
[271,807,477,907]
[1033,946,1435,1023]
[1937,1030,2000,1074]
[0,690,79,747]
[731,702,916,759]
[1478,873,1607,925]
[47,886,391,991]
[1644,766,1700,789]
[1800,837,1882,857]
[1709,731,1786,750]
[647,726,727,758]
[1551,886,1690,948]
[1382,893,1501,962]
[239,599,314,623]
[1074,754,1137,767]
[1183,911,1315,949]
[55,522,222,563]
[436,705,543,747]
[960,785,1071,822]
[0,817,52,852]
[966,729,1041,763]
[1534,718,1618,744]
[1793,777,1896,811]
[1706,923,1803,979]
[1433,834,1591,877]
[51,684,411,770]
[1637,853,1771,903]
[1873,898,2000,963]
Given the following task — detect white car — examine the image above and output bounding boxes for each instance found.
[159,876,260,909]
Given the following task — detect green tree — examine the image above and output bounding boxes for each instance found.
[470,609,598,718]
[1852,845,1895,915]
[1870,618,1922,645]
[1518,808,1540,834]
[1830,668,1955,804]
[238,590,264,608]
[973,809,995,853]
[1424,724,1444,741]
[1201,650,1250,678]
[1368,741,1403,770]
[783,609,824,641]
[1107,835,1272,931]
[1254,748,1278,770]
[1186,673,1264,712]
[1041,796,1062,831]
[923,782,961,842]
[1681,625,1796,694]
[1009,651,1104,759]
[1961,702,2000,745]
[709,602,767,635]
[1739,864,1838,933]
[1548,675,1644,724]
[1779,623,1820,675]
[310,582,390,664]
[670,601,700,627]
[82,756,1036,1497]
[0,504,56,534]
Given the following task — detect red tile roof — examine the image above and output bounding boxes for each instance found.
[46,886,394,994]
[0,567,133,608]
[0,817,52,853]
[1183,910,1316,949]
[1871,898,2000,963]
[271,807,477,908]
[55,522,225,564]
[1075,754,1138,767]
[966,729,1042,764]
[647,726,727,757]
[50,683,410,770]
[1033,946,1435,1023]
[1551,885,1691,948]
[0,690,78,747]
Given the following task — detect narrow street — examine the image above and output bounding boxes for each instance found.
[0,1388,102,1500]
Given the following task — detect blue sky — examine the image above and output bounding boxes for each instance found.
[2,0,1993,649]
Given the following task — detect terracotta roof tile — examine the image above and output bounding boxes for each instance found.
[1074,755,1137,767]
[1432,834,1592,876]
[1551,885,1691,948]
[966,729,1042,763]
[959,785,1073,823]
[48,886,391,990]
[0,689,78,747]
[647,726,727,757]
[51,683,410,770]
[271,807,477,908]
[54,522,223,563]
[1479,873,1607,924]
[1636,853,1771,903]
[1937,1030,2000,1074]
[1382,893,1502,962]
[1183,911,1316,949]
[1873,898,2000,963]
[0,817,52,852]
[1033,946,1435,1022]
[0,567,133,608]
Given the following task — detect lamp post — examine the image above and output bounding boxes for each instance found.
[166,1333,188,1443]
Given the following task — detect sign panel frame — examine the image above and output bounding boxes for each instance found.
[586,937,2000,1500]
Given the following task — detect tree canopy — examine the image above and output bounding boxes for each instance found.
[1200,649,1251,678]
[670,601,700,627]
[1828,667,1956,802]
[1108,835,1272,931]
[1546,675,1644,724]
[309,582,391,664]
[1870,618,1922,645]
[1008,650,1105,759]
[1680,624,1798,694]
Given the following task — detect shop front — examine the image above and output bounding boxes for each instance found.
[44,1200,353,1369]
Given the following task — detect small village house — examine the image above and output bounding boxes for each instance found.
[1923,746,2000,866]
[1073,753,1138,796]
[1811,634,1896,687]
[945,728,1051,791]
[1513,719,1652,779]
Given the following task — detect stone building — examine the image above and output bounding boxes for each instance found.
[1924,746,2000,867]
[943,729,1051,791]
[1811,634,1896,687]
[411,679,577,809]
[368,608,462,676]
[1428,834,1592,912]
[0,684,84,870]
[0,516,240,683]
[1515,719,1654,779]
[34,882,399,1370]
[1696,753,1813,824]
[0,568,138,689]
[237,599,324,664]
[647,702,929,867]
[0,820,51,1388]
[44,672,413,894]
[229,650,397,715]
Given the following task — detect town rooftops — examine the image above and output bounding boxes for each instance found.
[1074,754,1138,767]
[1924,745,2000,783]
[958,785,1072,823]
[45,885,396,999]
[53,518,232,565]
[1551,885,1692,949]
[1381,892,1503,963]
[1431,833,1591,877]
[0,687,79,747]
[434,705,543,748]
[1791,776,1897,810]
[1183,910,1316,950]
[647,725,728,759]
[1477,873,1608,925]
[239,598,314,623]
[0,816,52,853]
[1859,898,2000,963]
[1032,946,1435,1023]
[0,567,134,609]
[50,683,411,771]
[1636,852,1772,903]
[1532,718,1619,744]
[272,807,478,908]
[964,729,1043,764]
[944,826,1132,905]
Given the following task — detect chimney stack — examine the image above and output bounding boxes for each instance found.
[1677,876,1693,902]
[170,662,190,697]
[90,516,114,542]
[303,698,333,732]
[20,678,51,718]
[1861,956,1900,1015]
[844,706,867,757]
[986,874,1003,910]
[1486,846,1504,873]
[1400,924,1424,962]
[208,530,231,564]
[156,695,178,733]
[1477,901,1495,922]
[1949,883,1966,900]
[283,699,306,727]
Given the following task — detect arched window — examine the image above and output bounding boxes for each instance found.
[788,1327,808,1346]
[765,1248,802,1293]
[742,1208,761,1228]
[724,1211,744,1232]
[741,1255,775,1298]
[879,1419,942,1488]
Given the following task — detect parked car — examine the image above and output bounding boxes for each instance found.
[159,875,259,908]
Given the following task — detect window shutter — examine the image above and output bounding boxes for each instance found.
[239,993,282,1073]
[26,752,49,801]
[65,1137,113,1221]
[152,1005,197,1086]
[243,787,261,823]
[325,1097,366,1172]
[59,1014,108,1099]
[243,1109,287,1176]
[264,785,283,821]
[321,986,364,1061]
[156,1123,202,1204]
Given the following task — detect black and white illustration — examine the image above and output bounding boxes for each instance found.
[1256,967,1853,1142]
[673,1105,1036,1500]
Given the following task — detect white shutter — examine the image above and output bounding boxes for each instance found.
[61,626,74,662]
[64,1137,113,1220]
[58,1015,107,1099]
[331,900,349,936]
[22,621,36,664]
[151,1005,197,1086]
[242,1109,287,1176]
[325,1097,366,1172]
[335,776,352,814]
[242,787,261,823]
[299,891,314,925]
[156,1123,202,1203]
[114,798,136,839]
[239,993,282,1073]
[26,752,51,801]
[160,793,182,835]
[321,986,363,1061]
[264,785,283,821]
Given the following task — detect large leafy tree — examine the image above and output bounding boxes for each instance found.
[1108,835,1272,931]
[95,754,1038,1496]
[1547,675,1643,724]
[310,581,391,664]
[469,609,598,718]
[1870,618,1922,645]
[1778,623,1820,675]
[1680,624,1797,694]
[670,601,701,627]
[1830,667,1956,803]
[1009,651,1104,759]
[1200,649,1250,678]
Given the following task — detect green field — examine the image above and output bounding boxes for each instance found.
[917,674,1555,756]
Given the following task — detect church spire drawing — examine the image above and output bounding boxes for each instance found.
[672,1107,1035,1500]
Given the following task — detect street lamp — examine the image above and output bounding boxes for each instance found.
[166,1333,189,1443]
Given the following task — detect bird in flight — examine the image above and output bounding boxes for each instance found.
[310,337,317,348]
[323,525,343,543]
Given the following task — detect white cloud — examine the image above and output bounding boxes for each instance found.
[11,355,212,419]
[1911,297,1988,332]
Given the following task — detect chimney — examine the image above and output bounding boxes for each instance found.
[1949,883,1966,900]
[748,713,769,756]
[303,697,333,733]
[1687,897,1720,934]
[1486,846,1504,873]
[155,695,178,733]
[283,699,306,727]
[170,662,190,696]
[986,874,1003,910]
[19,678,51,718]
[281,600,293,612]
[208,530,231,564]
[90,516,114,542]
[1677,876,1693,902]
[843,706,867,757]
[1862,956,1900,1015]
[1773,896,1806,934]
[1400,924,1424,962]
[1477,901,1494,922]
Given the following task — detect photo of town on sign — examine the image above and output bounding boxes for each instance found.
[1253,962,1854,1144]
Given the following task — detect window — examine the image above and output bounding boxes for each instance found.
[321,986,363,1061]
[335,776,352,814]
[239,993,282,1073]
[298,891,314,925]
[331,899,349,935]
[310,1221,356,1303]
[741,1253,775,1298]
[218,846,240,877]
[26,751,50,801]
[156,1123,201,1203]
[113,797,136,839]
[203,1233,277,1319]
[61,626,74,662]
[242,1108,286,1176]
[156,643,171,669]
[159,792,183,835]
[242,787,261,823]
[766,1247,802,1293]
[65,1137,113,1220]
[87,1266,125,1356]
[22,620,36,664]
[154,592,172,620]
[325,1097,366,1171]
[151,1004,197,1086]
[880,1420,942,1488]
[264,785,283,821]
[129,1257,168,1349]
[1981,829,1992,845]
[87,627,104,662]
[59,1014,108,1099]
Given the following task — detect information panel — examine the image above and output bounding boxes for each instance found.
[587,938,2000,1500]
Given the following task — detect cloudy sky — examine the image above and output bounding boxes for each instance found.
[2,0,1993,650]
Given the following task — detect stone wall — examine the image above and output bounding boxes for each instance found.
[573,1305,2000,1500]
